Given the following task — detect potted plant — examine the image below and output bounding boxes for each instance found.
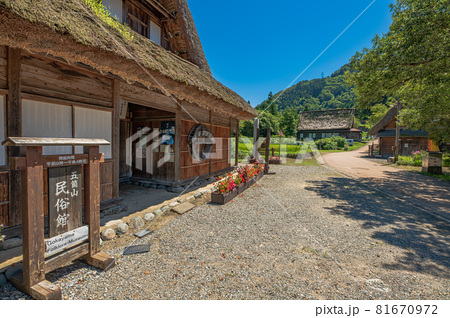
[211,174,238,204]
[269,156,281,164]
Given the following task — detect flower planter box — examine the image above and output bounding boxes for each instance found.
[256,171,264,181]
[269,159,282,165]
[237,183,246,194]
[211,188,238,205]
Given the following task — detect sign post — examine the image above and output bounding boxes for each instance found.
[2,137,115,300]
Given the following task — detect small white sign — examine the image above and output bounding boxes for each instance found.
[45,226,89,257]
[404,143,408,148]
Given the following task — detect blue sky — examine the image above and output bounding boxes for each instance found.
[188,0,393,106]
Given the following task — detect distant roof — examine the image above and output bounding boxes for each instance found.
[367,106,398,136]
[377,130,429,137]
[297,109,355,131]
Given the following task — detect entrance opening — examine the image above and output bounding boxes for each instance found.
[119,103,176,182]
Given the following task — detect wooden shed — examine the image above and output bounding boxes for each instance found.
[297,109,362,141]
[368,106,429,157]
[0,0,257,232]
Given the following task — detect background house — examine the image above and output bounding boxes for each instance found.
[0,0,256,233]
[368,106,429,157]
[297,109,362,141]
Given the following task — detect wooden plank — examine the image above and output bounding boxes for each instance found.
[209,110,212,174]
[235,119,239,166]
[101,183,113,202]
[7,47,22,227]
[21,55,113,102]
[120,83,178,113]
[174,105,181,182]
[3,137,110,147]
[83,146,100,256]
[48,165,83,237]
[21,146,45,288]
[112,79,120,199]
[44,242,89,274]
[21,85,112,108]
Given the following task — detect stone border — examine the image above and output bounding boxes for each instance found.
[99,185,214,242]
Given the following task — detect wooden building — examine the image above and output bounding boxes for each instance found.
[0,0,256,231]
[297,109,362,141]
[368,106,429,157]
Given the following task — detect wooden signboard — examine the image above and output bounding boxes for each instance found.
[45,225,89,257]
[1,137,114,300]
[48,165,83,237]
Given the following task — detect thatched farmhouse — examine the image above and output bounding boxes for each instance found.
[0,0,256,230]
[368,106,429,157]
[297,109,362,141]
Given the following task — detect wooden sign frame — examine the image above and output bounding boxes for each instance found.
[1,137,115,300]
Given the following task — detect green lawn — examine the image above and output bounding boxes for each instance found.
[237,141,367,160]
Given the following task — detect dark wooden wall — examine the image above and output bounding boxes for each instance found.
[180,119,230,181]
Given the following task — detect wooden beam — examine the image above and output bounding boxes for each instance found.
[2,137,110,147]
[83,146,101,257]
[235,119,239,166]
[112,79,120,199]
[209,110,212,174]
[21,146,45,288]
[174,105,181,182]
[7,47,22,227]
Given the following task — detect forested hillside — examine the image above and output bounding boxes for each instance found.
[255,64,355,113]
[240,64,393,137]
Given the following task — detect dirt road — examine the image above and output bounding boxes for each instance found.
[322,145,450,222]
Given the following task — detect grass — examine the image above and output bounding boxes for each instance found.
[417,172,450,182]
[390,164,450,182]
[238,141,366,161]
[317,141,367,154]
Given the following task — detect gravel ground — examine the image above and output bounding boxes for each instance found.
[1,164,449,300]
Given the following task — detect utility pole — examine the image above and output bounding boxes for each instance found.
[394,100,401,163]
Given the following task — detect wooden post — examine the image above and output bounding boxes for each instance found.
[7,47,22,226]
[394,100,401,163]
[21,146,45,287]
[112,79,120,199]
[264,127,271,174]
[253,118,259,159]
[174,105,181,182]
[235,119,239,167]
[209,110,213,174]
[10,146,62,300]
[83,145,114,270]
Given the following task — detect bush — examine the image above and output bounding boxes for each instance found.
[315,136,347,150]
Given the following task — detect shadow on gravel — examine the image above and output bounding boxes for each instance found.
[304,177,450,278]
[363,170,450,217]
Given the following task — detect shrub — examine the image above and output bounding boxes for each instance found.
[0,223,5,243]
[315,136,347,150]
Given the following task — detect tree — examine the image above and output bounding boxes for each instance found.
[348,0,450,144]
[280,109,299,137]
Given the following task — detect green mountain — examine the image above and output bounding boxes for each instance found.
[256,64,356,113]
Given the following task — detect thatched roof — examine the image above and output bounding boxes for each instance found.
[367,106,397,136]
[0,0,256,119]
[297,109,355,131]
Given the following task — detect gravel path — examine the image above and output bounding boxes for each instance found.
[1,164,449,300]
[322,145,450,221]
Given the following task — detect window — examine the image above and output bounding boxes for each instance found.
[22,100,112,158]
[22,100,73,155]
[149,20,162,45]
[103,0,123,22]
[74,107,112,159]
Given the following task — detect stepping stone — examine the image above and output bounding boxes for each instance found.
[172,202,195,215]
[123,244,150,255]
[134,230,152,238]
